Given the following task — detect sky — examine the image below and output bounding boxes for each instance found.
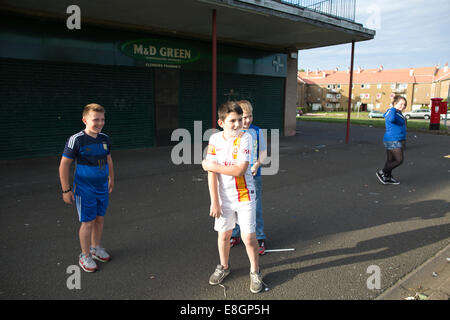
[297,0,450,71]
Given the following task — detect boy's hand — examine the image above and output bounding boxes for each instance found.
[251,161,261,176]
[210,202,222,218]
[62,191,75,204]
[108,178,114,193]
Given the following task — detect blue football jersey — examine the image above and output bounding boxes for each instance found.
[63,131,110,195]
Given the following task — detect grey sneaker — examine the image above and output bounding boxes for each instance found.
[209,264,230,285]
[250,271,263,293]
[79,253,98,272]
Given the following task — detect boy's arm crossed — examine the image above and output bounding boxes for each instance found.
[202,160,249,177]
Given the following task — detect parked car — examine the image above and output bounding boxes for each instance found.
[368,110,384,118]
[440,112,450,120]
[403,109,431,119]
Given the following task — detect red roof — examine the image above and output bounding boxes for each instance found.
[298,65,450,85]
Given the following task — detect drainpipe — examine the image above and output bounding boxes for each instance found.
[445,83,449,127]
[346,40,355,144]
[212,9,217,129]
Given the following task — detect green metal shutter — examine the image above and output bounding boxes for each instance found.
[179,70,212,134]
[217,73,285,134]
[0,58,155,160]
[179,71,284,135]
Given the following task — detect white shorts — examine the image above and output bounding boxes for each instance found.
[214,201,256,234]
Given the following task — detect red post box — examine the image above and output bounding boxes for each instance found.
[430,98,442,130]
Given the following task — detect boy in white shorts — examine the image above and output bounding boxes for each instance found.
[202,101,263,294]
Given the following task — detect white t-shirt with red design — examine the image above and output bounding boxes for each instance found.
[206,131,255,207]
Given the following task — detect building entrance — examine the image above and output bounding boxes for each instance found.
[154,68,180,146]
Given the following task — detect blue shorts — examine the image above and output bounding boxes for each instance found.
[383,140,404,150]
[75,192,109,222]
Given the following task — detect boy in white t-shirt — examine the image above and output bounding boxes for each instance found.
[202,101,263,294]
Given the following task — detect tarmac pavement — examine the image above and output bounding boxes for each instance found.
[0,120,449,300]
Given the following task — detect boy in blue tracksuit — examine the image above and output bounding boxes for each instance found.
[376,95,407,185]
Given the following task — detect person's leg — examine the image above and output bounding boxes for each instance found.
[78,220,98,272]
[75,193,96,255]
[241,232,259,273]
[241,232,263,293]
[231,224,240,237]
[217,230,233,269]
[91,196,108,247]
[253,176,265,241]
[79,220,95,255]
[91,215,104,248]
[230,224,241,247]
[382,149,394,177]
[383,147,403,176]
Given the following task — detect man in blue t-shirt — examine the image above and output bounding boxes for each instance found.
[59,103,115,272]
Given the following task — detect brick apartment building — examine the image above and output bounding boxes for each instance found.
[297,64,450,112]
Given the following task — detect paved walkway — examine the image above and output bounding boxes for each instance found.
[1,121,449,300]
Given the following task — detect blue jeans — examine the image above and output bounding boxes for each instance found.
[232,175,265,240]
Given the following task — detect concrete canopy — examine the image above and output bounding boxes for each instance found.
[1,0,375,51]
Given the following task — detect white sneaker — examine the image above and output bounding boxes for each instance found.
[90,246,111,262]
[79,253,98,272]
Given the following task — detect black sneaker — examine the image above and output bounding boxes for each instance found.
[385,176,400,185]
[376,170,387,185]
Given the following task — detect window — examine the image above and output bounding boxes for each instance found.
[361,84,370,89]
[377,84,382,89]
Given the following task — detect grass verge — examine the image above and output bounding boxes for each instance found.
[297,114,449,134]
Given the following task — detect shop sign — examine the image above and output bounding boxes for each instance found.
[120,39,201,64]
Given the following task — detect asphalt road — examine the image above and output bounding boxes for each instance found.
[1,121,449,300]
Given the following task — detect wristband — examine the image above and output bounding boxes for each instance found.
[62,188,72,194]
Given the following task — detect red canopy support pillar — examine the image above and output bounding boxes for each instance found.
[212,9,217,129]
[346,40,355,144]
